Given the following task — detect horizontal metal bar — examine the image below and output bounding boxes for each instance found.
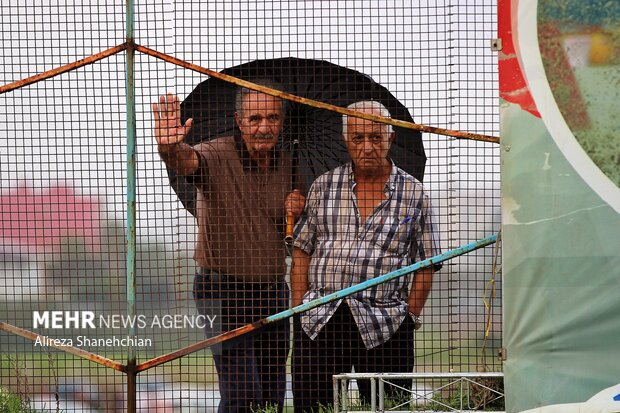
[336,409,506,413]
[0,43,128,94]
[0,321,126,372]
[136,233,498,372]
[333,372,504,379]
[135,44,499,144]
[266,233,498,324]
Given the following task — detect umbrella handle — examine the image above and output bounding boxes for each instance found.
[286,139,299,246]
[285,212,294,244]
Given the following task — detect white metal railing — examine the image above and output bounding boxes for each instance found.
[332,372,504,413]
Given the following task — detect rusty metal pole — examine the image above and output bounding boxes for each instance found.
[125,0,138,411]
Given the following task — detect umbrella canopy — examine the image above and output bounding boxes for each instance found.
[170,57,427,216]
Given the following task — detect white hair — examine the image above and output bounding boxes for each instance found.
[342,100,393,135]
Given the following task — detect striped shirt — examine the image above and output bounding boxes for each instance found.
[293,162,440,349]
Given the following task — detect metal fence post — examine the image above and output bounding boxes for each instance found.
[334,376,340,413]
[125,0,137,411]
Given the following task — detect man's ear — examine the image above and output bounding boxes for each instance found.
[234,112,240,127]
[389,131,395,144]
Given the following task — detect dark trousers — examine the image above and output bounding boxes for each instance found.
[194,270,290,413]
[292,304,415,413]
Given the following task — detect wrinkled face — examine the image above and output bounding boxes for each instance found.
[235,92,284,159]
[344,113,394,175]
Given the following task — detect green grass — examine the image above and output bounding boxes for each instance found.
[428,378,505,412]
[0,387,37,413]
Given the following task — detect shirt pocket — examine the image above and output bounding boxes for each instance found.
[370,209,418,255]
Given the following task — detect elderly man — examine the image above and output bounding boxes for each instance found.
[291,101,441,412]
[153,80,304,413]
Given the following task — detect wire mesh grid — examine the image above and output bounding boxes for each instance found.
[1,1,501,412]
[333,372,504,413]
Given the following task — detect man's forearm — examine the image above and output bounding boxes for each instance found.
[158,142,199,176]
[291,248,310,307]
[407,268,433,316]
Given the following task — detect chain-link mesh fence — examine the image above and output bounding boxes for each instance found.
[1,1,501,411]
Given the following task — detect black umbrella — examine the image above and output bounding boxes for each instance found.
[169,57,427,216]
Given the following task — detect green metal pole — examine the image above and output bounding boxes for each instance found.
[125,0,137,411]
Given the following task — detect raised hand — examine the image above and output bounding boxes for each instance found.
[152,93,193,146]
[153,93,198,175]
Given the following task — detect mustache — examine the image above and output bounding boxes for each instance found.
[254,133,276,140]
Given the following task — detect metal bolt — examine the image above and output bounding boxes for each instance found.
[490,38,503,51]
